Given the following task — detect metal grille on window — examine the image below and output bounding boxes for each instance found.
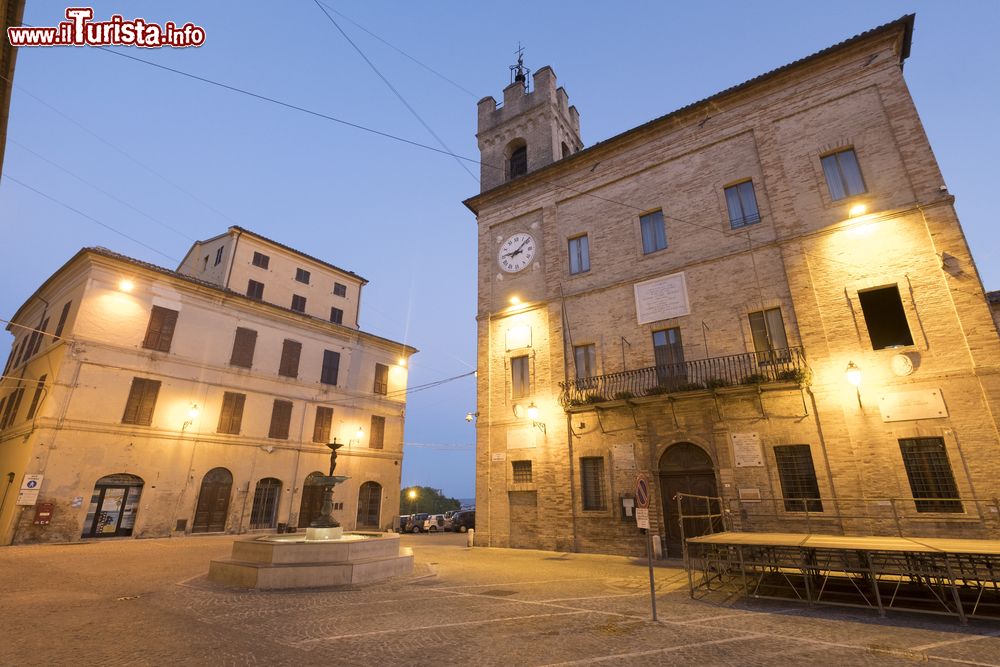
[899,437,963,513]
[773,445,823,512]
[512,460,532,484]
[580,457,606,510]
[249,478,282,529]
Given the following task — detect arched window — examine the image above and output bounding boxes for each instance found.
[356,481,382,528]
[192,467,233,533]
[82,473,144,538]
[298,471,326,528]
[507,140,527,180]
[249,477,282,529]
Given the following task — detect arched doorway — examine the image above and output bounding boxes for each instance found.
[298,471,326,528]
[658,443,719,557]
[192,468,233,533]
[356,482,382,528]
[249,478,282,530]
[82,473,144,538]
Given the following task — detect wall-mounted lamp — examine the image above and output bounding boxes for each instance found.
[526,402,545,434]
[845,361,863,408]
[397,357,407,367]
[509,296,521,306]
[118,278,135,293]
[182,403,199,431]
[465,411,479,423]
[848,203,867,218]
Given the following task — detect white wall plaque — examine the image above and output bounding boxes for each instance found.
[612,443,636,470]
[730,432,763,467]
[506,427,536,449]
[738,487,761,502]
[491,452,507,462]
[879,389,947,422]
[634,272,690,324]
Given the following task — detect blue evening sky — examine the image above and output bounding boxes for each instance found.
[2,2,997,499]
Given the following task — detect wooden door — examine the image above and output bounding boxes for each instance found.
[192,468,232,533]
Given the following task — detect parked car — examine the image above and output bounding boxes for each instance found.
[396,515,411,532]
[450,510,475,533]
[406,512,429,533]
[423,513,449,532]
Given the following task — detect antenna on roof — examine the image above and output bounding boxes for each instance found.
[510,42,530,91]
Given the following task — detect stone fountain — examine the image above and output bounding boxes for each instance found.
[208,442,413,589]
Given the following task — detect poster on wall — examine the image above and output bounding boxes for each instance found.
[730,432,764,467]
[634,272,690,324]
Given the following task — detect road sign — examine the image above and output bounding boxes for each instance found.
[635,475,650,508]
[635,507,650,529]
[16,474,43,506]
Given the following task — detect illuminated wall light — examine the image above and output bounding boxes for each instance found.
[397,357,407,367]
[848,203,867,218]
[187,404,200,420]
[526,402,540,421]
[845,361,862,387]
[509,296,521,306]
[118,278,135,292]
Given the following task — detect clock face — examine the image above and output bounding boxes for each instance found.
[498,233,536,273]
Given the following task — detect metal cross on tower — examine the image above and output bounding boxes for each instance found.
[510,42,530,89]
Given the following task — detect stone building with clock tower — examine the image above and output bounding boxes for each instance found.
[464,15,1000,557]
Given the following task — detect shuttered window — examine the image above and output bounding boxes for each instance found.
[0,386,24,429]
[369,415,385,449]
[251,251,269,269]
[333,283,347,297]
[330,307,344,325]
[121,378,161,425]
[26,375,47,420]
[321,350,340,386]
[291,295,307,313]
[295,268,310,284]
[278,339,302,378]
[580,457,606,510]
[373,363,389,395]
[773,445,823,512]
[142,306,179,352]
[53,301,72,340]
[268,399,293,439]
[313,406,333,443]
[247,279,264,301]
[229,327,257,368]
[217,392,246,435]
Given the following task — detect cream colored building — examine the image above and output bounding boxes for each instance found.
[0,227,415,545]
[466,15,1000,557]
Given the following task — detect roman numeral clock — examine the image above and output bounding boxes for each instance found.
[498,232,536,273]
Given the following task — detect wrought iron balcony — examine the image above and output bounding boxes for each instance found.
[559,347,807,408]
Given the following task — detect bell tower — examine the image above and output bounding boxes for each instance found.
[476,49,582,192]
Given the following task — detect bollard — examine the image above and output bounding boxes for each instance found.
[651,534,663,559]
[467,528,475,547]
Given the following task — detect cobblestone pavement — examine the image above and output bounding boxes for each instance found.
[2,532,999,666]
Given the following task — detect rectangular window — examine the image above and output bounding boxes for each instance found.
[33,318,48,356]
[899,437,963,513]
[580,457,606,510]
[214,246,224,266]
[653,328,686,386]
[773,445,823,512]
[321,350,341,386]
[247,279,265,301]
[252,251,270,269]
[511,355,530,399]
[858,285,913,350]
[333,282,347,297]
[748,308,789,361]
[291,294,307,313]
[640,210,667,254]
[512,460,532,484]
[26,375,47,420]
[229,327,257,368]
[53,301,72,340]
[373,363,389,395]
[313,406,333,443]
[574,344,596,380]
[268,399,293,439]
[217,392,246,435]
[0,386,24,429]
[295,268,311,284]
[121,378,161,426]
[369,415,385,450]
[568,235,590,275]
[725,180,761,228]
[142,306,179,352]
[330,307,344,325]
[821,148,866,201]
[278,339,302,378]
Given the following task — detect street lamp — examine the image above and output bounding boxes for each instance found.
[845,361,863,409]
[408,488,418,514]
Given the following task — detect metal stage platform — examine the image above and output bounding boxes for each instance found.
[684,531,1000,623]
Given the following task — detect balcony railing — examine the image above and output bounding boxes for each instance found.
[560,347,807,407]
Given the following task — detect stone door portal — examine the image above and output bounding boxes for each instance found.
[658,443,719,557]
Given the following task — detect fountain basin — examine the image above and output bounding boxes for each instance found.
[208,532,413,589]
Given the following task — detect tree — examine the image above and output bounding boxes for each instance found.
[400,486,460,515]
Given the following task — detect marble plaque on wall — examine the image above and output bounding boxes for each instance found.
[730,432,764,467]
[507,427,536,449]
[879,389,947,422]
[612,443,636,469]
[634,272,690,324]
